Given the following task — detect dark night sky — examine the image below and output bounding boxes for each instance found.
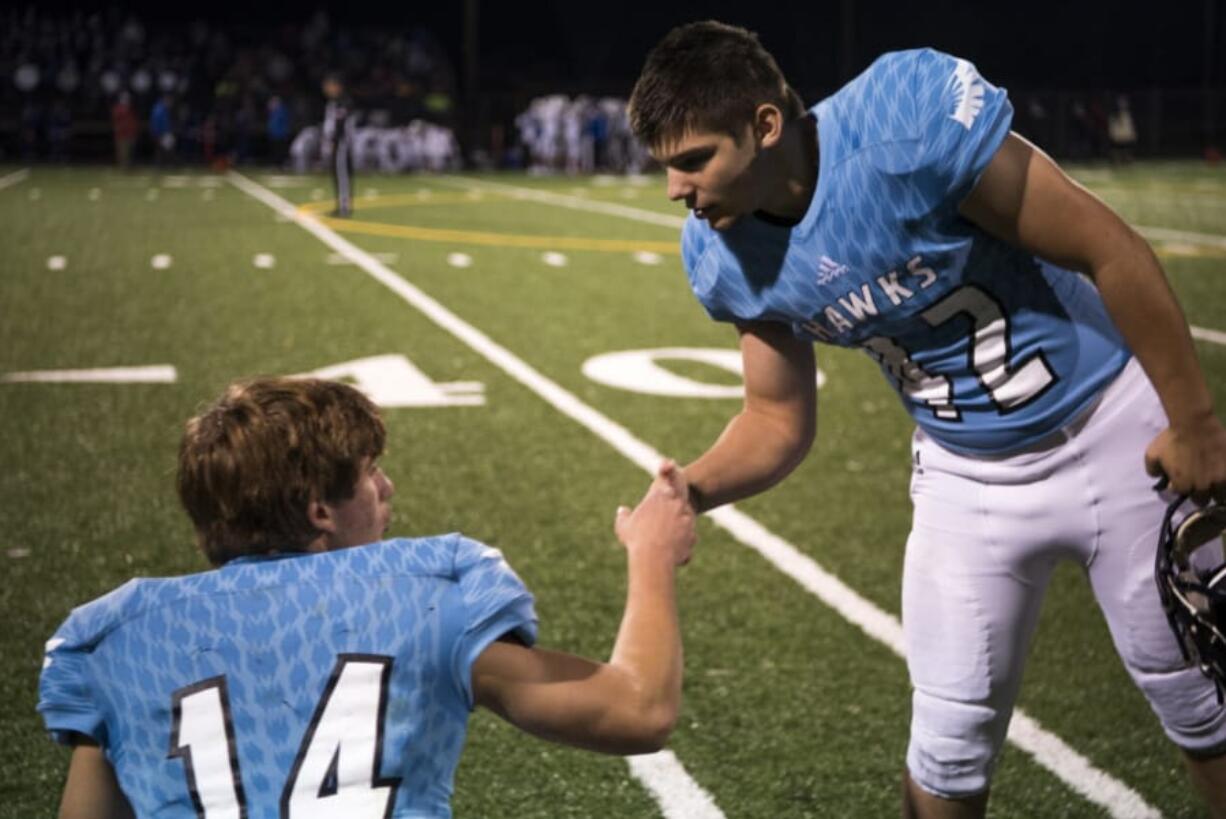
[32,0,1225,97]
[477,1,1220,96]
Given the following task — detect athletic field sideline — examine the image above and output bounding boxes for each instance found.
[1,162,1224,817]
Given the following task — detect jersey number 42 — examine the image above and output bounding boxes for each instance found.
[863,284,1056,420]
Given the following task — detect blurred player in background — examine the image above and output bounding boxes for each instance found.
[322,73,355,217]
[630,20,1226,818]
[40,377,694,818]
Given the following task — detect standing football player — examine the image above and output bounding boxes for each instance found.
[322,73,355,217]
[629,20,1226,818]
[39,377,695,818]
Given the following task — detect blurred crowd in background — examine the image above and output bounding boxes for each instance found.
[3,6,1209,171]
[0,7,460,169]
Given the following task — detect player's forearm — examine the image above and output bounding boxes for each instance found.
[685,405,815,513]
[1093,233,1216,430]
[603,548,682,751]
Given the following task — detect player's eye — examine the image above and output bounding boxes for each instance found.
[674,153,710,172]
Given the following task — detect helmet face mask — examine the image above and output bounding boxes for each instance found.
[1156,499,1226,701]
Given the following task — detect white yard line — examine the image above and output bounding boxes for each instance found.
[1192,325,1226,346]
[628,752,724,819]
[227,171,1162,819]
[0,168,30,190]
[1137,225,1226,252]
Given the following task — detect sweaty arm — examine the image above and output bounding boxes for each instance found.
[682,321,817,513]
[59,740,135,819]
[471,462,695,754]
[960,132,1226,500]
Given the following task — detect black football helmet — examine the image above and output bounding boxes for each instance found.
[1155,496,1226,702]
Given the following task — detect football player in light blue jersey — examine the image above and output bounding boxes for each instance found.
[630,20,1226,818]
[39,377,695,819]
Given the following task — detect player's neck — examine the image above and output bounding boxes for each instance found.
[757,114,818,223]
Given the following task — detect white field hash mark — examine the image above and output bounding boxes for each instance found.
[2,365,177,384]
[227,171,1162,819]
[0,168,30,190]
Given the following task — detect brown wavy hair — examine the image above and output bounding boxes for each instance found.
[177,377,386,566]
[629,20,805,149]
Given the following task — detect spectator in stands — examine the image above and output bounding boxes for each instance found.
[47,99,72,163]
[267,95,291,167]
[1108,95,1138,164]
[19,100,42,160]
[111,92,138,169]
[149,92,176,165]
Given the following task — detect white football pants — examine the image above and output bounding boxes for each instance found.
[904,357,1226,797]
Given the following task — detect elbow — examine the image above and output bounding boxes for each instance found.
[618,702,679,754]
[641,701,681,751]
[794,416,817,460]
[602,681,681,754]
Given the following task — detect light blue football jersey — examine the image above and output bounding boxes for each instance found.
[682,48,1130,454]
[38,535,537,818]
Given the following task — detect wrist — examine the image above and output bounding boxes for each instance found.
[1168,406,1220,434]
[624,540,681,574]
[686,481,706,514]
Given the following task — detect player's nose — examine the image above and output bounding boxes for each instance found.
[378,468,395,499]
[665,169,692,203]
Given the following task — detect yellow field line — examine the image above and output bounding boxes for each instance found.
[299,193,498,213]
[299,202,679,254]
[298,190,1226,259]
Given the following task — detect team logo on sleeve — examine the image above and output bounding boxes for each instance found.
[948,59,985,130]
[43,637,65,669]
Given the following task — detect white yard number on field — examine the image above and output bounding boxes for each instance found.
[582,347,826,398]
[301,354,484,407]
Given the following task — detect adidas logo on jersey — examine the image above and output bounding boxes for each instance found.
[817,255,850,285]
[948,59,985,130]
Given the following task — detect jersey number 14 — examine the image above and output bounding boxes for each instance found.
[169,654,400,818]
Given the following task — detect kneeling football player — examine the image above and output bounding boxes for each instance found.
[39,377,695,818]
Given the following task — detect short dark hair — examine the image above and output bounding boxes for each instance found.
[629,20,804,149]
[177,377,386,566]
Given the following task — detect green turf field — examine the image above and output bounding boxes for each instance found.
[1,161,1224,817]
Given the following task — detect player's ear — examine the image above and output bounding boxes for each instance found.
[754,103,785,148]
[307,498,337,534]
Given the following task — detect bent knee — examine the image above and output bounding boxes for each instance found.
[1134,664,1226,754]
[907,691,1007,798]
